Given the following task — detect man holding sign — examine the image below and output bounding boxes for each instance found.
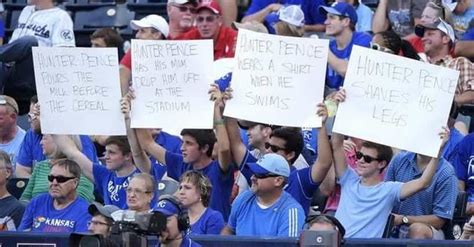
[331,89,450,238]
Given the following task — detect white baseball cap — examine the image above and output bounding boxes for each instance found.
[130,14,169,38]
[415,17,456,41]
[279,5,305,27]
[168,0,197,5]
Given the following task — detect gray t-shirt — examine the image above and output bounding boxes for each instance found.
[386,0,429,37]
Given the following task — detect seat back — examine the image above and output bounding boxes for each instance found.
[443,191,468,240]
[6,178,29,200]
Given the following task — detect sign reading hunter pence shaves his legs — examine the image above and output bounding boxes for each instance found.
[224,29,329,128]
[32,47,126,135]
[130,39,214,130]
[333,45,459,157]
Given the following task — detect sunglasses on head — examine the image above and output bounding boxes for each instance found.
[254,173,281,179]
[264,142,286,153]
[47,175,76,183]
[172,5,197,14]
[355,151,380,163]
[196,15,217,23]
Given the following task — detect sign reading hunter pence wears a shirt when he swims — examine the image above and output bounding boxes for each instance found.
[224,29,329,128]
[333,46,459,157]
[130,39,214,130]
[32,47,126,135]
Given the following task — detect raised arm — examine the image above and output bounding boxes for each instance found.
[210,84,232,173]
[372,0,390,34]
[223,88,248,167]
[121,93,151,173]
[241,3,282,23]
[331,89,348,178]
[311,103,333,183]
[400,127,450,199]
[53,135,94,182]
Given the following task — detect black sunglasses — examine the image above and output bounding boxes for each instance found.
[48,175,76,183]
[355,151,381,163]
[265,142,286,153]
[172,4,197,14]
[254,173,281,179]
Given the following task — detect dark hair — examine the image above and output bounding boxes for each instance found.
[30,95,38,104]
[90,28,124,48]
[375,30,421,60]
[361,141,393,166]
[270,127,303,165]
[180,129,216,157]
[337,15,356,31]
[179,170,212,207]
[307,214,346,240]
[105,136,131,155]
[53,159,82,179]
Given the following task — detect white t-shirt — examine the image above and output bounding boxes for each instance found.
[9,5,75,47]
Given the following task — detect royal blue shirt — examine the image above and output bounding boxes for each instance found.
[240,150,319,214]
[165,152,234,221]
[16,130,99,167]
[326,32,372,89]
[0,18,4,39]
[190,207,225,235]
[228,190,305,237]
[245,0,326,34]
[181,234,201,247]
[150,131,183,180]
[385,151,457,220]
[442,127,465,163]
[92,164,139,209]
[453,133,474,202]
[18,193,90,232]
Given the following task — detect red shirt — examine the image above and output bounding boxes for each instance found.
[406,35,424,53]
[181,25,237,60]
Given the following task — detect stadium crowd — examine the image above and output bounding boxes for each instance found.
[0,0,473,246]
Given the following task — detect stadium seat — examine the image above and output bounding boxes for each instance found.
[126,0,168,21]
[458,104,474,133]
[2,0,27,43]
[67,3,134,47]
[443,191,468,240]
[361,0,379,9]
[6,178,29,200]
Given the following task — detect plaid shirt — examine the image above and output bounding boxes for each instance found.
[433,55,474,95]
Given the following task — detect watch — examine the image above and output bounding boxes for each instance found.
[402,216,409,225]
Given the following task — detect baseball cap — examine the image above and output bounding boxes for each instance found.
[415,17,456,41]
[153,198,180,217]
[197,0,221,15]
[168,0,197,5]
[88,202,120,220]
[156,180,179,198]
[248,153,290,177]
[237,120,280,131]
[279,5,305,27]
[319,2,358,24]
[232,21,269,33]
[130,14,169,38]
[0,95,19,114]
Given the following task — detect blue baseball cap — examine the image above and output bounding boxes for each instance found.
[248,153,290,177]
[319,2,358,24]
[153,199,179,217]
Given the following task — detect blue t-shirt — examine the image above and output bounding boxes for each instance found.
[326,32,372,89]
[165,152,234,221]
[0,17,4,39]
[384,151,457,220]
[16,130,99,167]
[453,133,474,202]
[462,26,474,40]
[150,131,183,180]
[245,0,326,34]
[190,208,225,235]
[228,190,305,237]
[18,193,90,232]
[442,127,465,163]
[181,234,201,247]
[92,164,139,209]
[240,150,320,214]
[335,168,403,238]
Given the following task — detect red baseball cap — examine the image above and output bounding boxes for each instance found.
[197,0,221,15]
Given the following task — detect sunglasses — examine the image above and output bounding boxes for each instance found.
[355,151,380,163]
[196,15,218,23]
[254,173,281,179]
[370,42,394,54]
[47,175,76,183]
[172,5,197,14]
[265,142,286,153]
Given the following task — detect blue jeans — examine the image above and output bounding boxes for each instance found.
[0,36,38,115]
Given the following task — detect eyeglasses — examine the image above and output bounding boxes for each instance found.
[253,173,281,179]
[171,4,197,14]
[355,151,380,163]
[265,142,286,153]
[47,175,76,183]
[87,220,110,227]
[196,15,217,23]
[126,188,152,195]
